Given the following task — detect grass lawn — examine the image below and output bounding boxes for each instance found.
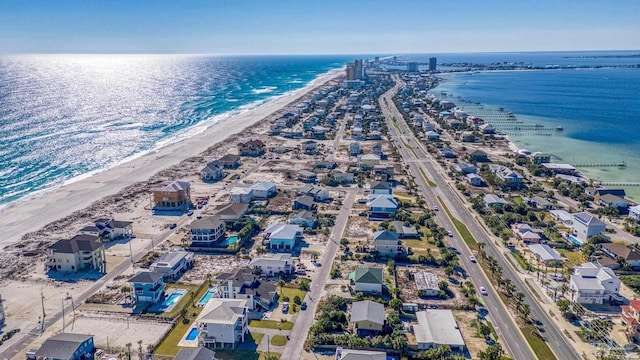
[512,196,524,205]
[394,192,415,204]
[249,319,294,330]
[402,238,438,255]
[522,324,558,360]
[558,249,583,269]
[511,251,536,271]
[249,332,264,345]
[270,334,288,346]
[437,196,477,248]
[162,283,201,319]
[154,283,210,356]
[215,350,280,360]
[280,287,307,314]
[419,168,437,187]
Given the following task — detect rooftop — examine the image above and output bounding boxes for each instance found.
[35,333,93,360]
[413,310,465,347]
[351,300,385,325]
[128,271,164,284]
[353,267,383,284]
[49,234,102,254]
[528,244,563,262]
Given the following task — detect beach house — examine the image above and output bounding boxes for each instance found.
[264,223,303,250]
[598,194,628,210]
[466,173,484,187]
[366,194,398,218]
[483,194,508,208]
[572,212,606,242]
[351,267,383,293]
[288,210,316,228]
[369,181,392,195]
[298,170,317,183]
[249,254,293,276]
[214,203,249,222]
[32,333,95,360]
[214,154,242,169]
[413,310,466,351]
[230,187,253,203]
[196,298,249,350]
[335,348,387,360]
[569,262,621,305]
[299,185,330,201]
[630,205,640,222]
[490,164,523,187]
[201,162,225,183]
[128,271,165,304]
[292,195,315,211]
[467,149,488,162]
[373,230,401,257]
[174,347,218,360]
[92,218,134,240]
[301,140,318,154]
[392,221,419,238]
[349,142,361,155]
[237,139,265,156]
[414,271,441,297]
[350,300,385,333]
[216,268,277,310]
[528,244,563,266]
[151,180,192,213]
[250,182,276,198]
[149,251,194,281]
[47,234,106,273]
[358,154,381,169]
[190,216,226,246]
[600,243,640,270]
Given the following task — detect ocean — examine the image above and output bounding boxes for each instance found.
[0,54,351,206]
[421,51,640,200]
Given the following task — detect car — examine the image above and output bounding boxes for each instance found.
[358,211,367,217]
[469,255,477,263]
[449,247,460,254]
[447,231,453,237]
[433,206,439,211]
[282,302,289,312]
[295,269,307,275]
[480,286,488,296]
[187,210,194,216]
[301,302,307,310]
[169,223,177,230]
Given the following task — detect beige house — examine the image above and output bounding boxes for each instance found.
[151,180,191,212]
[47,235,105,273]
[238,139,265,156]
[351,300,385,332]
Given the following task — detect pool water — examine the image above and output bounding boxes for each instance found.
[567,235,583,246]
[220,236,239,246]
[163,291,184,307]
[186,327,198,341]
[197,287,217,306]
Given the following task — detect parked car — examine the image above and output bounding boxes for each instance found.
[169,223,177,230]
[301,302,307,310]
[469,255,477,263]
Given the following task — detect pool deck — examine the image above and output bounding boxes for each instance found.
[177,325,200,348]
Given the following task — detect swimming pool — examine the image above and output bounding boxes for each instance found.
[149,289,187,312]
[185,327,198,341]
[197,287,218,306]
[567,235,583,246]
[220,236,239,246]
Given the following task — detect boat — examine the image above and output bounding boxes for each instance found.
[498,107,504,112]
[534,124,544,128]
[556,126,564,131]
[441,91,447,95]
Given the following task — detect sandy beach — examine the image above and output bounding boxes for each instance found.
[0,69,342,251]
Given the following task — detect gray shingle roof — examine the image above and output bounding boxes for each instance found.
[351,300,385,325]
[190,216,224,230]
[174,347,218,360]
[49,235,102,254]
[35,333,93,360]
[128,271,164,284]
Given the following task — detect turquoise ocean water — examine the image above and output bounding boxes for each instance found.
[421,51,640,199]
[0,55,351,206]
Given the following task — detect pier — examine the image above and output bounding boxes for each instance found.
[597,182,640,187]
[574,162,627,168]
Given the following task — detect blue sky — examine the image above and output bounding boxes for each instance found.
[1,0,638,54]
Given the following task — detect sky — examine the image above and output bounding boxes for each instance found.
[0,0,639,54]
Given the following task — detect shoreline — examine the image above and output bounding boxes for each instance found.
[0,68,343,249]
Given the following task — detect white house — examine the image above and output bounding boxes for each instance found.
[466,173,483,187]
[489,164,523,186]
[527,244,563,266]
[335,348,386,360]
[249,254,293,276]
[413,310,465,351]
[149,251,194,281]
[351,267,383,293]
[196,298,249,350]
[569,262,622,305]
[94,218,134,240]
[230,187,253,203]
[359,154,381,169]
[250,182,276,199]
[47,235,106,273]
[572,212,606,242]
[629,205,640,222]
[202,162,226,183]
[215,268,277,310]
[264,224,303,250]
[373,230,401,257]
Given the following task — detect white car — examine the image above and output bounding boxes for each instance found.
[433,206,439,211]
[447,231,453,237]
[480,286,488,296]
[469,255,477,263]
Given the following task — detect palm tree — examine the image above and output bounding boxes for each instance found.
[277,279,286,296]
[137,340,143,359]
[125,343,132,360]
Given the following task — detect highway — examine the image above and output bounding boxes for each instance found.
[381,75,581,360]
[379,77,550,360]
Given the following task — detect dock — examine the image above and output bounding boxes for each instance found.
[574,162,627,168]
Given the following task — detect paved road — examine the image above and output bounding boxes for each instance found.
[379,78,537,360]
[0,214,195,360]
[281,189,357,359]
[381,75,580,360]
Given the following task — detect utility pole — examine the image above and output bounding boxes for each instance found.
[40,291,45,335]
[62,298,65,332]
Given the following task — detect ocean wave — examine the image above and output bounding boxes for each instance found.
[251,86,277,94]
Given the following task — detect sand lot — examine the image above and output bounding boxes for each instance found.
[67,315,171,350]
